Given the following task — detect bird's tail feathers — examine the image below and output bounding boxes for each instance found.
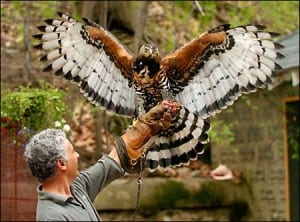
[146,106,210,171]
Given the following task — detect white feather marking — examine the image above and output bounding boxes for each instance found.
[86,61,101,91]
[70,54,88,78]
[126,86,136,111]
[41,32,63,41]
[183,84,195,111]
[111,71,124,107]
[188,86,203,113]
[192,127,203,138]
[62,59,75,74]
[52,56,67,71]
[208,71,224,102]
[261,40,275,49]
[202,77,217,108]
[42,39,61,50]
[224,52,255,88]
[256,32,273,40]
[260,63,272,77]
[49,19,68,27]
[263,48,277,60]
[167,110,194,141]
[44,25,67,33]
[106,70,119,108]
[230,25,261,33]
[159,147,172,160]
[60,14,75,23]
[210,68,227,102]
[236,38,275,50]
[256,68,267,83]
[89,62,105,93]
[260,56,275,70]
[146,150,159,161]
[119,78,131,111]
[46,49,61,61]
[86,53,103,81]
[196,81,208,113]
[244,25,262,32]
[97,66,113,98]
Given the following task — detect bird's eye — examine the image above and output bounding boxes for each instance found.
[139,61,143,66]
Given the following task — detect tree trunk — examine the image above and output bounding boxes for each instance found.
[134,1,150,54]
[81,1,97,18]
[94,109,104,161]
[107,1,137,32]
[23,1,31,83]
[98,1,108,29]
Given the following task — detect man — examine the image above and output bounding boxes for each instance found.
[24,101,180,221]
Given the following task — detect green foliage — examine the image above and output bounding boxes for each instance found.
[225,2,256,27]
[289,132,299,160]
[31,2,57,18]
[140,180,190,215]
[174,1,192,11]
[192,182,226,205]
[259,1,299,34]
[196,1,218,30]
[178,1,298,35]
[2,1,58,46]
[3,2,25,45]
[286,101,300,160]
[107,114,131,136]
[1,83,68,135]
[209,118,235,147]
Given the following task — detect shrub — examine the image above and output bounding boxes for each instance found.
[1,83,68,137]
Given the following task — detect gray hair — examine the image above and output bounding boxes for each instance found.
[24,128,67,181]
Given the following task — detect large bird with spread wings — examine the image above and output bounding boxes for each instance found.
[33,12,283,171]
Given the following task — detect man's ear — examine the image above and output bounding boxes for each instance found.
[57,159,67,171]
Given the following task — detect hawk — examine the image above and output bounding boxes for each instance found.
[33,12,283,171]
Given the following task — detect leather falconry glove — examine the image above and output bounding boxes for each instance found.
[115,100,181,173]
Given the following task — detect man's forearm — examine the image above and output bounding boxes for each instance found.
[111,100,181,173]
[109,147,121,166]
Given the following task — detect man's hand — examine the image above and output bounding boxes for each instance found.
[140,100,181,134]
[115,100,181,173]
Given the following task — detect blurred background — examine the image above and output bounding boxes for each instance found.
[1,1,299,221]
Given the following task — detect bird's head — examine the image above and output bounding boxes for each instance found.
[137,44,161,63]
[133,44,161,77]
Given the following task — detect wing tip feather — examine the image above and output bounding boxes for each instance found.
[33,43,43,49]
[43,64,52,72]
[37,25,46,32]
[44,19,54,25]
[32,34,43,39]
[57,11,64,17]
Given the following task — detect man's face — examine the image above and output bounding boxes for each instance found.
[65,139,80,179]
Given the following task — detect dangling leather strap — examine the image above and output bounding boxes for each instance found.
[132,153,145,221]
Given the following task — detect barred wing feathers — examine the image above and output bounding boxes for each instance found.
[146,107,210,171]
[161,24,284,119]
[33,12,136,116]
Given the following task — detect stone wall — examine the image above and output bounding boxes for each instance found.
[95,177,256,221]
[210,82,299,221]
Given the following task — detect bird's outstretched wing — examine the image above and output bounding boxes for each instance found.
[161,24,284,119]
[33,12,136,116]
